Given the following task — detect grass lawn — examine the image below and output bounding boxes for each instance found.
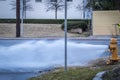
[28,65,115,80]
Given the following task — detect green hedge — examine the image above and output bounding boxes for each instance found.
[61,20,89,31]
[0,19,63,24]
[0,19,16,23]
[23,19,64,24]
[0,19,89,24]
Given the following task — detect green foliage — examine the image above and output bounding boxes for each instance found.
[23,19,64,24]
[28,59,118,80]
[29,67,103,80]
[102,71,115,80]
[86,0,118,10]
[102,67,120,80]
[0,19,16,23]
[61,20,89,31]
[0,19,63,24]
[0,19,86,24]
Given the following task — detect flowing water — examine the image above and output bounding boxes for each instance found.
[0,39,109,80]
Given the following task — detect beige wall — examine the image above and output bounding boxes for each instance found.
[93,10,120,36]
[0,24,62,38]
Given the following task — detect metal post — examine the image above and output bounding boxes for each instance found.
[90,0,93,35]
[20,0,24,37]
[83,0,85,19]
[115,24,118,37]
[91,7,93,35]
[64,0,67,72]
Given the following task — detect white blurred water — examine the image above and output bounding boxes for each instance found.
[0,39,108,69]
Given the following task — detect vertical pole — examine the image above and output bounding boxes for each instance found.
[55,0,57,19]
[83,0,85,19]
[16,0,20,37]
[115,24,118,37]
[64,0,67,72]
[21,0,24,37]
[24,0,27,18]
[90,0,93,35]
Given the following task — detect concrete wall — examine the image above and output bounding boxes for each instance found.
[93,10,120,36]
[0,23,78,38]
[0,23,63,38]
[0,24,16,37]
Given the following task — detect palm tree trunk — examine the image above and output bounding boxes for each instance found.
[16,0,21,37]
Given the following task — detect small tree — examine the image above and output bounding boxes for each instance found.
[85,0,118,10]
[45,0,65,19]
[76,0,92,33]
[76,0,88,19]
[10,0,32,19]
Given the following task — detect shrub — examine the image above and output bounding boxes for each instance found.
[0,19,63,24]
[61,21,88,31]
[0,19,16,23]
[23,19,64,24]
[0,19,89,24]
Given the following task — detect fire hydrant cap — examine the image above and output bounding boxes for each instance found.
[110,38,117,43]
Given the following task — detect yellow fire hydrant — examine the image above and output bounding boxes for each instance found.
[107,38,120,64]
